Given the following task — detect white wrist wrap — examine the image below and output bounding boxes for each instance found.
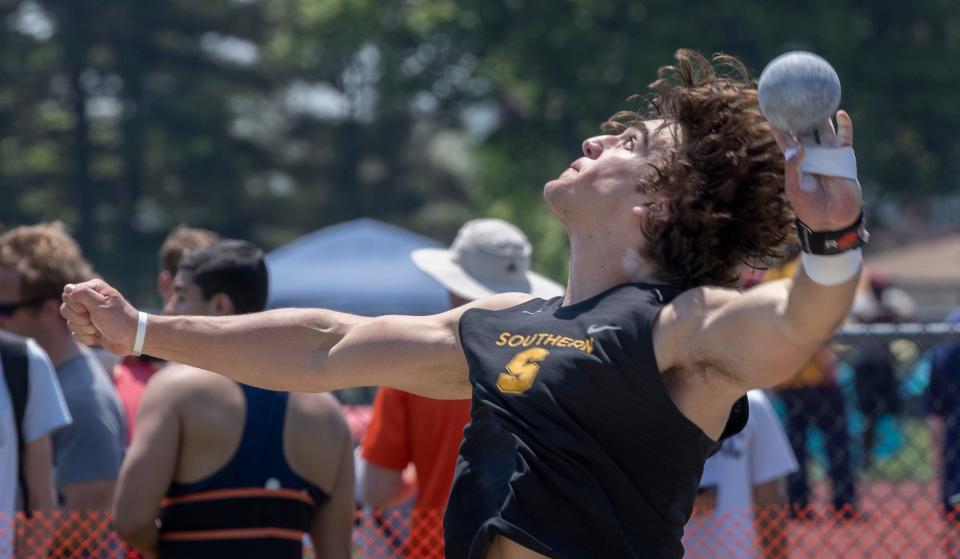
[132,312,148,357]
[800,146,858,180]
[801,249,862,286]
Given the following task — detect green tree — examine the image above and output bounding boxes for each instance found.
[2,0,957,298]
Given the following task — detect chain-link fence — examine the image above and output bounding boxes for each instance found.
[4,324,960,558]
[683,322,960,559]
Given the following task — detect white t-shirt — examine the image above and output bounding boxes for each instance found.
[0,339,72,558]
[684,390,798,559]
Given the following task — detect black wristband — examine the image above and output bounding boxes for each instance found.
[796,212,869,255]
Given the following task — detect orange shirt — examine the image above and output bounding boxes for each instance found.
[113,357,163,445]
[361,388,471,557]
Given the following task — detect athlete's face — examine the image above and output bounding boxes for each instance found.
[544,119,680,227]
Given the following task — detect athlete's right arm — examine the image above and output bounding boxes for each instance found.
[60,279,529,399]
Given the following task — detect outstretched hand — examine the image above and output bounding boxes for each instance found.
[60,279,140,356]
[770,110,863,232]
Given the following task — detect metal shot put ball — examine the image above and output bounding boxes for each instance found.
[757,51,841,134]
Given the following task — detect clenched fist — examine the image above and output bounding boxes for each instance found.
[60,279,141,356]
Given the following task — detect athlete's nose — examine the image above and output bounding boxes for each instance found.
[582,137,604,159]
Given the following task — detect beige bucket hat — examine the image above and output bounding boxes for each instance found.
[411,219,563,301]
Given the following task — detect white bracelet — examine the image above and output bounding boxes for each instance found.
[801,249,862,286]
[132,312,148,357]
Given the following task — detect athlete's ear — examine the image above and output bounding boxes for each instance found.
[632,201,665,217]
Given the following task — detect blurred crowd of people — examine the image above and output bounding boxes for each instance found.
[1,218,959,559]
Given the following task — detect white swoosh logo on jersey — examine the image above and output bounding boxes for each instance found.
[521,309,543,315]
[586,324,622,335]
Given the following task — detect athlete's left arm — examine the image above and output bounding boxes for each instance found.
[113,369,183,558]
[678,273,857,389]
[666,111,863,390]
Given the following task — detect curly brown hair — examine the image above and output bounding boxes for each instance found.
[0,222,95,301]
[604,49,795,289]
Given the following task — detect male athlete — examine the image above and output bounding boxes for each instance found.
[59,51,865,559]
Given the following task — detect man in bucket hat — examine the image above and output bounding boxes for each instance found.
[410,219,563,302]
[359,219,561,558]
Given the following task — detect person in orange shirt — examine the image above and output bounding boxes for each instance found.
[358,219,562,558]
[763,254,857,519]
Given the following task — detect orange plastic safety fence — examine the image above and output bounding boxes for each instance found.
[5,502,960,558]
[2,510,121,558]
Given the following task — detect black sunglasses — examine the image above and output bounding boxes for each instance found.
[0,296,53,317]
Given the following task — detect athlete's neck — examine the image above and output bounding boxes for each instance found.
[563,231,660,306]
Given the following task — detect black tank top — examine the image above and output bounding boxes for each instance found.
[158,384,330,559]
[445,283,747,559]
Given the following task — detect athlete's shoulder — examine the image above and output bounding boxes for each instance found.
[657,285,739,331]
[451,292,541,323]
[652,285,740,373]
[470,292,540,312]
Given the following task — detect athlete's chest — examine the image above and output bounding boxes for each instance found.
[462,291,661,396]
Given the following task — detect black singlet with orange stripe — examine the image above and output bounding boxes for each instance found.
[444,283,748,559]
[158,384,329,559]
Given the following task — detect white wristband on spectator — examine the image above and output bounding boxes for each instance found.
[132,311,148,357]
[801,249,862,286]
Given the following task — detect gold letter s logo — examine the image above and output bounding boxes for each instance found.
[497,348,550,394]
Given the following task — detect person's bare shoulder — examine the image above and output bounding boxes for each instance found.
[145,363,239,405]
[474,292,538,311]
[288,392,349,431]
[286,392,352,491]
[653,285,740,372]
[439,291,537,326]
[657,286,740,334]
[668,285,740,318]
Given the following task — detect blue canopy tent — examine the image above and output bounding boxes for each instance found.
[266,218,450,316]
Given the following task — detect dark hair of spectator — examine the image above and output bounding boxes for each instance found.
[178,240,269,314]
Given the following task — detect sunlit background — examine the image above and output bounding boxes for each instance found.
[1,0,958,312]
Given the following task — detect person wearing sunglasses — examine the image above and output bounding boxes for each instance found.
[0,223,126,556]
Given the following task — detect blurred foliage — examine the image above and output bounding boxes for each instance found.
[0,0,958,303]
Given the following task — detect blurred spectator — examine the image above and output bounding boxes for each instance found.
[848,275,915,470]
[927,304,960,556]
[113,240,354,559]
[763,256,857,518]
[113,224,219,444]
[686,390,797,559]
[0,224,126,515]
[0,332,71,558]
[359,218,562,558]
[156,225,220,305]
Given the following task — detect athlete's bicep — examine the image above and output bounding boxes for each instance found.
[327,313,467,398]
[326,293,532,399]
